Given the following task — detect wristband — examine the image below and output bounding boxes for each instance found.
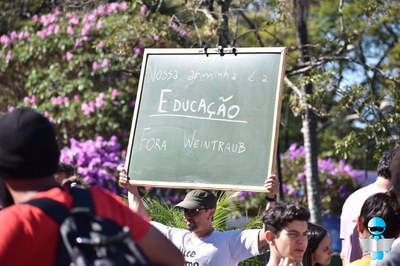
[265,195,277,202]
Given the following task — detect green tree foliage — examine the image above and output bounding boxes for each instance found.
[0,1,191,146]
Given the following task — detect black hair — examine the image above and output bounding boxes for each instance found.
[302,223,328,266]
[57,162,75,177]
[360,192,400,239]
[262,202,310,236]
[377,148,399,179]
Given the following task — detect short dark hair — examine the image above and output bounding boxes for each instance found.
[377,148,399,179]
[303,223,328,266]
[57,162,75,177]
[360,192,400,239]
[262,203,310,236]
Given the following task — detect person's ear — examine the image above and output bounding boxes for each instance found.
[265,230,276,246]
[207,208,215,220]
[357,216,365,234]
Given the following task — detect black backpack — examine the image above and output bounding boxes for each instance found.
[26,187,153,266]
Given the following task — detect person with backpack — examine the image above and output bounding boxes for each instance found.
[119,169,280,265]
[0,107,184,266]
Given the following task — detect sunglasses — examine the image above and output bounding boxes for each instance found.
[180,208,209,217]
[369,226,385,232]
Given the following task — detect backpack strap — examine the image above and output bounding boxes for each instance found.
[25,191,73,266]
[25,187,95,266]
[69,186,95,214]
[26,196,69,225]
[25,187,95,223]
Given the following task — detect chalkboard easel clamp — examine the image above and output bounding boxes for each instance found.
[202,46,238,57]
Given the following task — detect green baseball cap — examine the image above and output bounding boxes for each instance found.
[175,190,217,209]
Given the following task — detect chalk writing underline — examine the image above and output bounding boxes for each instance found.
[148,113,248,124]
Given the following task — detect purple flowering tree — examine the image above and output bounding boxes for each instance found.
[60,136,126,194]
[232,143,362,217]
[0,2,191,147]
[281,143,362,216]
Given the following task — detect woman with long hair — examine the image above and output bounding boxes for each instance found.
[303,222,333,266]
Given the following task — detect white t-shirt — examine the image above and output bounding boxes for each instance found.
[151,221,262,266]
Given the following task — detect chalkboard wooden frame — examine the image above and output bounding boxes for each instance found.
[125,47,287,192]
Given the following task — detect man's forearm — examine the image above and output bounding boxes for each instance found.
[128,186,150,218]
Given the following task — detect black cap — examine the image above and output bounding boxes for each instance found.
[0,108,60,179]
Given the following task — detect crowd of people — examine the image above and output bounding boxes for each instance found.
[0,107,400,266]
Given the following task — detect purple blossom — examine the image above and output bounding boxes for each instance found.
[282,183,287,193]
[98,41,105,49]
[51,96,64,106]
[95,96,104,108]
[0,35,11,46]
[63,97,70,106]
[152,34,160,41]
[67,26,75,35]
[92,61,99,70]
[23,95,37,105]
[81,102,94,115]
[66,51,73,61]
[43,111,54,123]
[81,24,93,36]
[37,30,47,38]
[60,136,125,193]
[111,88,119,99]
[339,185,348,198]
[54,24,60,34]
[74,39,83,47]
[96,20,103,29]
[288,187,297,196]
[82,36,92,42]
[140,4,147,13]
[119,2,128,10]
[101,58,109,68]
[10,31,18,40]
[18,31,31,41]
[297,173,306,184]
[179,29,190,38]
[6,52,13,60]
[69,17,80,26]
[24,97,31,105]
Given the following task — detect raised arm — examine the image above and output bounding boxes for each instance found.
[119,169,150,218]
[264,174,279,211]
[258,174,279,249]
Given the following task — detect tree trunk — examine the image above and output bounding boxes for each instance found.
[217,0,232,47]
[292,0,322,223]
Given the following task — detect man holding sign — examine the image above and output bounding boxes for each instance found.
[119,169,279,265]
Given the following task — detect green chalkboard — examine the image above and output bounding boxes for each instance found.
[125,47,286,192]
